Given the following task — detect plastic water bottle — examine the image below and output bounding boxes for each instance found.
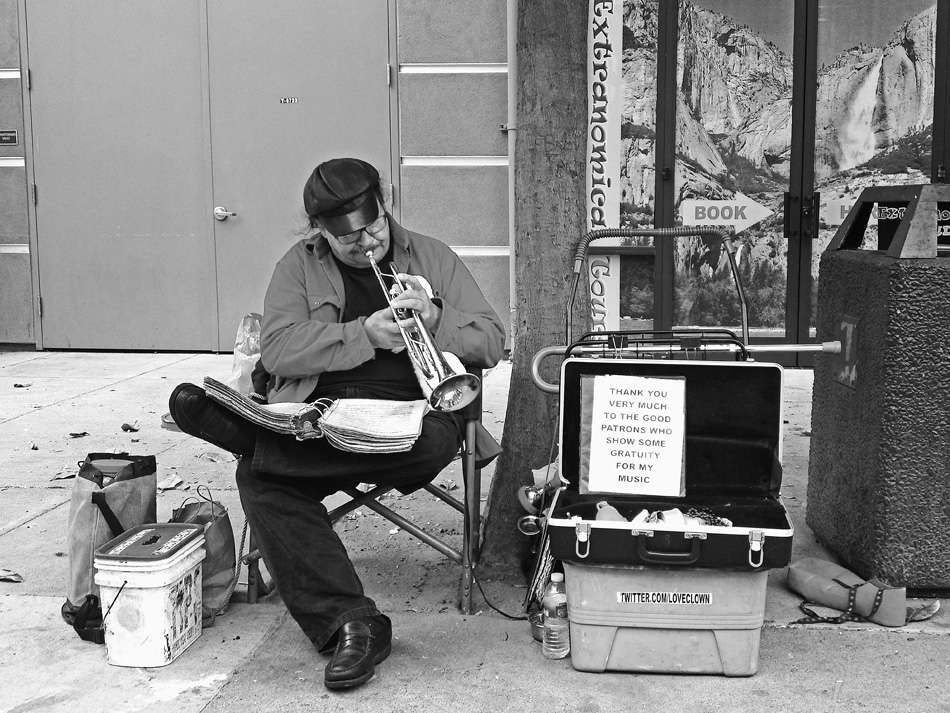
[541,572,570,659]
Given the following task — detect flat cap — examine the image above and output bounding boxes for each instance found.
[303,157,381,236]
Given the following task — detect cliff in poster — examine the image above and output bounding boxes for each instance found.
[620,0,936,213]
[616,0,936,329]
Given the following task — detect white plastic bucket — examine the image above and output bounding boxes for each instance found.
[94,523,205,667]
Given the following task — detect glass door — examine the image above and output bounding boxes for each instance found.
[672,0,795,339]
[614,0,945,346]
[812,0,938,330]
[616,0,660,330]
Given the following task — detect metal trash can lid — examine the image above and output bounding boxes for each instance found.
[95,523,203,561]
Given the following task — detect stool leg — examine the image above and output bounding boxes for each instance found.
[459,418,480,614]
[246,530,260,604]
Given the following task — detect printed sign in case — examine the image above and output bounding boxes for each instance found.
[582,374,686,496]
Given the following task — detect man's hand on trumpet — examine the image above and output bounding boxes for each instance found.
[362,273,441,352]
[391,273,441,330]
[362,308,405,351]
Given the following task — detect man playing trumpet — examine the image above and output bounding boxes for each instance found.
[169,157,505,690]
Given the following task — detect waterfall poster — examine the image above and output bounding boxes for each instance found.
[588,0,936,334]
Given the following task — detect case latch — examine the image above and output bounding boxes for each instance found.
[748,530,765,568]
[575,522,591,559]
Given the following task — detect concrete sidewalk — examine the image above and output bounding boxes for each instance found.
[1,351,947,713]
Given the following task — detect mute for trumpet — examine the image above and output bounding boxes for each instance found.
[517,515,543,536]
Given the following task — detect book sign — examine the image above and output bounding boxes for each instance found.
[586,375,686,496]
[681,192,773,233]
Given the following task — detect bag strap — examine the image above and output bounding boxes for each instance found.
[71,595,106,645]
[196,484,221,518]
[174,485,221,522]
[91,491,126,538]
[172,496,201,521]
[792,578,885,625]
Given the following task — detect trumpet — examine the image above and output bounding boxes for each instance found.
[365,251,480,412]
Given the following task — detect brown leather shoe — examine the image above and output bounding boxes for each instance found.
[168,383,257,456]
[324,616,392,690]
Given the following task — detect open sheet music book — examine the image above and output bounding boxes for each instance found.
[202,377,428,453]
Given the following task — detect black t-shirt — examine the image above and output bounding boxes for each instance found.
[311,246,423,401]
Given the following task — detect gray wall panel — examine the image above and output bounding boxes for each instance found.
[399,74,507,156]
[397,0,507,64]
[0,253,33,342]
[0,165,27,240]
[401,165,507,246]
[462,254,510,342]
[0,79,23,157]
[0,0,18,67]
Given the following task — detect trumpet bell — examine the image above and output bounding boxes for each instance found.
[429,371,481,412]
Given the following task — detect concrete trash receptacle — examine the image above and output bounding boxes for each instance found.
[808,184,950,590]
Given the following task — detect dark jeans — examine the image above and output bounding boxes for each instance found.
[235,387,463,652]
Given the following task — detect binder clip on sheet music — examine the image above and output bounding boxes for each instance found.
[202,377,428,453]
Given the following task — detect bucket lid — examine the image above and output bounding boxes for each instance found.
[95,523,203,561]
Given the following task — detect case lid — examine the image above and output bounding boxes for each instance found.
[95,523,203,561]
[559,358,783,497]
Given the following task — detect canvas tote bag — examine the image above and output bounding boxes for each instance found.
[61,453,157,642]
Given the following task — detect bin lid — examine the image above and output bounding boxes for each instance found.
[559,358,784,497]
[95,523,203,561]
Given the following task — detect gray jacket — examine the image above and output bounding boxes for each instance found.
[260,214,505,405]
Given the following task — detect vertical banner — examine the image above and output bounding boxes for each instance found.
[586,0,622,331]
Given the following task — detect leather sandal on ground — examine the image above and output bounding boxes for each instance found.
[786,557,907,627]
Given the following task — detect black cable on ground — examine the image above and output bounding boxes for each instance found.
[470,567,528,621]
[469,408,562,622]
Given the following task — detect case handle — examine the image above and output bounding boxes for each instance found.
[635,533,701,565]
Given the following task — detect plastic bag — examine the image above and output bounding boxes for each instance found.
[170,486,237,626]
[224,312,263,396]
[62,453,158,643]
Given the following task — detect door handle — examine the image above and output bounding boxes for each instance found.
[213,206,237,221]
